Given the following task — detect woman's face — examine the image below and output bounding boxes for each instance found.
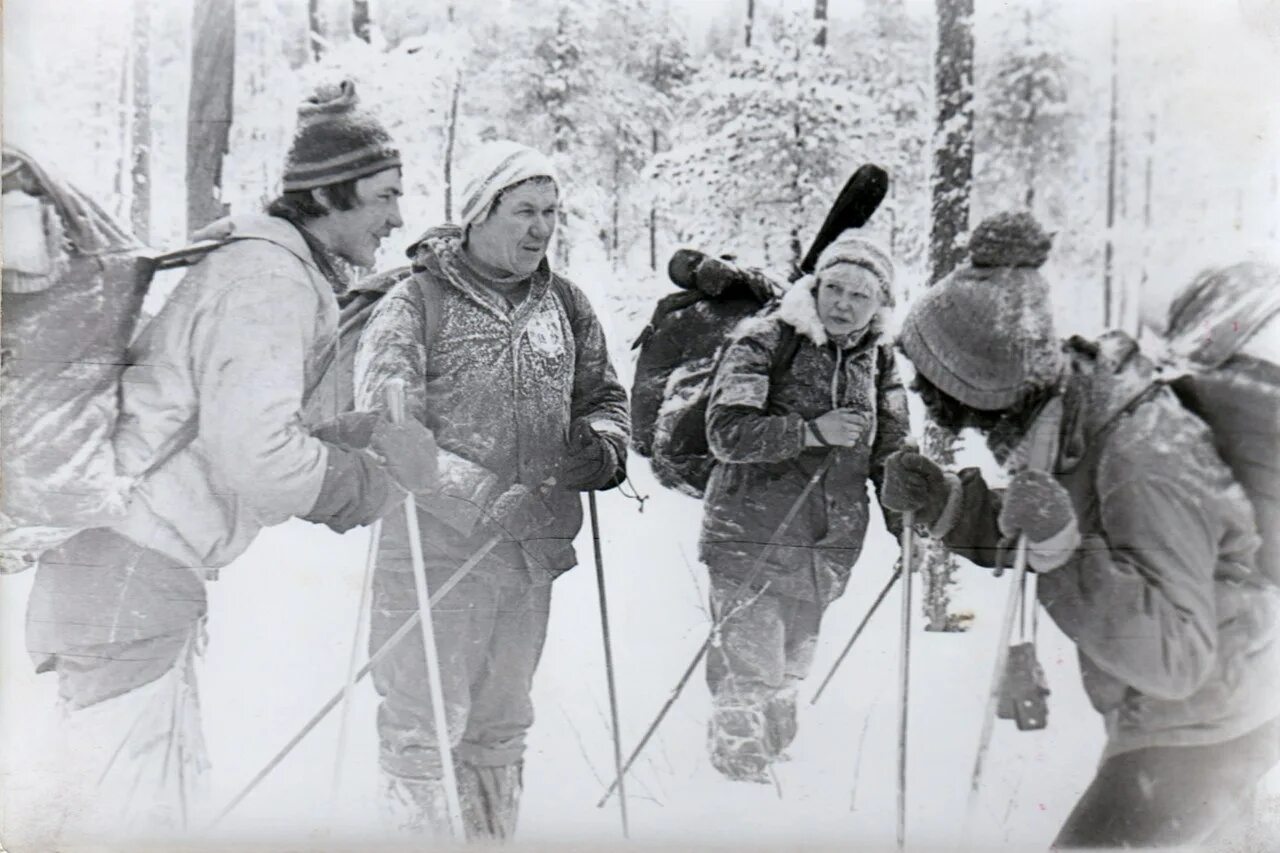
[815,263,882,337]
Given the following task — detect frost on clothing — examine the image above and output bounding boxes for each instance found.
[352,225,628,820]
[27,214,395,709]
[699,278,910,605]
[353,226,630,579]
[111,214,341,569]
[939,333,1280,759]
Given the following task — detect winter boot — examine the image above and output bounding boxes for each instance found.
[380,772,454,838]
[764,689,798,761]
[456,760,523,841]
[708,703,772,784]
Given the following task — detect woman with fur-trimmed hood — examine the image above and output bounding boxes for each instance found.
[698,232,910,783]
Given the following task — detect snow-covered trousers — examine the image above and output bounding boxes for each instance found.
[706,574,823,703]
[369,563,552,780]
[705,573,822,753]
[1053,715,1280,848]
[46,625,210,837]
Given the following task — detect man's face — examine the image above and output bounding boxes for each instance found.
[467,180,558,277]
[815,263,881,337]
[324,168,404,269]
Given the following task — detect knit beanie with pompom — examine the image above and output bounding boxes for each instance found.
[282,80,401,192]
[898,212,1062,411]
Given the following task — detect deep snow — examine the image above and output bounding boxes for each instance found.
[4,265,1277,852]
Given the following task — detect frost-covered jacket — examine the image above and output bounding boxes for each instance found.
[699,278,910,604]
[353,227,629,580]
[110,214,358,570]
[941,333,1280,758]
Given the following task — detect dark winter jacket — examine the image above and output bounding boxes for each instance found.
[699,278,910,604]
[353,227,629,581]
[941,333,1280,758]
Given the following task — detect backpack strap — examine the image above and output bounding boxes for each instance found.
[410,273,446,375]
[768,323,802,387]
[135,235,336,480]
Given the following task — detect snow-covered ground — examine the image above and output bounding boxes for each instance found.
[4,268,1277,852]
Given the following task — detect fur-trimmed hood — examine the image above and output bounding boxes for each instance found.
[773,274,890,349]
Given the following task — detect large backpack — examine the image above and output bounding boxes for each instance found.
[0,147,222,571]
[629,254,794,497]
[1159,261,1280,586]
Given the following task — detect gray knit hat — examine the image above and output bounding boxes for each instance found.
[814,230,896,308]
[282,80,401,192]
[899,212,1061,411]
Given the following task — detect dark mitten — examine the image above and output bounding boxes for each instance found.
[303,447,394,533]
[559,420,625,491]
[311,410,383,450]
[369,418,439,494]
[998,470,1075,544]
[486,484,557,537]
[880,450,950,528]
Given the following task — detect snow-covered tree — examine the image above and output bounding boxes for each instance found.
[653,11,871,274]
[974,1,1080,214]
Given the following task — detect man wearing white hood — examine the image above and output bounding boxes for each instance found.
[354,140,630,839]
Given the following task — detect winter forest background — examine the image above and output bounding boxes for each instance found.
[3,0,1280,850]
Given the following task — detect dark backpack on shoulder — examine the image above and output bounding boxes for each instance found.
[629,252,800,497]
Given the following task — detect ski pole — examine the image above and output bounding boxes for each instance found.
[966,535,1029,816]
[330,516,381,807]
[207,532,501,830]
[598,454,835,808]
[589,491,629,838]
[810,565,902,705]
[896,513,915,850]
[966,398,1061,824]
[385,379,466,838]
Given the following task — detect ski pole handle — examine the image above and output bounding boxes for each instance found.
[385,378,407,425]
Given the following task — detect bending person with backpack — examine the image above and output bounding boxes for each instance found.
[352,140,629,840]
[698,232,910,783]
[24,81,438,833]
[880,213,1280,847]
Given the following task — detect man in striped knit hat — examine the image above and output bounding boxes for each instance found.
[25,80,439,835]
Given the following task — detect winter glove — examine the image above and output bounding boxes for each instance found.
[311,410,382,450]
[303,447,395,533]
[559,419,626,491]
[368,418,440,494]
[880,450,952,529]
[485,483,558,537]
[998,469,1080,572]
[806,409,872,448]
[998,470,1074,542]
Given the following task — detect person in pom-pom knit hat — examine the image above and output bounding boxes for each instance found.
[353,139,629,840]
[697,229,911,784]
[881,211,1280,848]
[24,80,440,835]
